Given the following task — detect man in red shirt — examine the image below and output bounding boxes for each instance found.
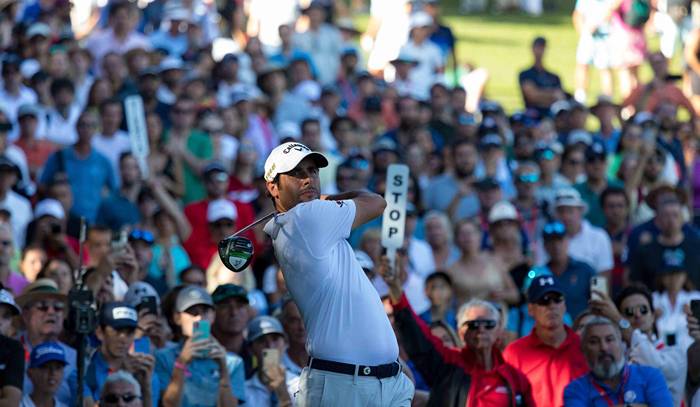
[503,275,589,407]
[380,254,535,406]
[183,163,255,268]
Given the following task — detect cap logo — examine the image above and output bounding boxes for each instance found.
[35,345,62,358]
[539,277,554,286]
[189,290,202,299]
[112,307,137,321]
[265,163,276,181]
[282,143,309,154]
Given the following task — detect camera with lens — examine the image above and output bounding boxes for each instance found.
[65,288,96,335]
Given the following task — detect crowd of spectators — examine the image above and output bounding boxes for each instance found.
[0,0,697,406]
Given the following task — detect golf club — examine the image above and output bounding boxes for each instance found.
[218,211,275,272]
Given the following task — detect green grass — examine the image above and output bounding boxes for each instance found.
[355,4,678,113]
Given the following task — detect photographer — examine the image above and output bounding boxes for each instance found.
[83,302,157,407]
[155,286,245,407]
[25,199,79,270]
[244,316,297,407]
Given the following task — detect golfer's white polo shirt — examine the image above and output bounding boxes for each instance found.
[264,199,399,366]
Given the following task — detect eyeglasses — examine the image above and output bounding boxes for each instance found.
[536,293,564,306]
[623,305,649,318]
[464,319,497,330]
[517,173,539,183]
[32,301,65,312]
[102,394,140,404]
[129,229,154,244]
[184,305,212,316]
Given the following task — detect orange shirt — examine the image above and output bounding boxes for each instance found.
[14,138,58,179]
[503,326,589,407]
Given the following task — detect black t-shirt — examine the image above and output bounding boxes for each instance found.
[518,66,562,115]
[0,335,24,391]
[629,235,700,289]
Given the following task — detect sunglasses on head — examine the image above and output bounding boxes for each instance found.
[129,229,154,244]
[517,173,539,183]
[536,293,564,306]
[543,222,566,236]
[102,394,140,404]
[32,301,65,312]
[464,319,497,330]
[623,305,649,318]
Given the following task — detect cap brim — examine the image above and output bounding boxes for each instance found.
[529,288,564,303]
[16,292,67,309]
[270,151,328,182]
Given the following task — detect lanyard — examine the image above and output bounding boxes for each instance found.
[589,365,630,407]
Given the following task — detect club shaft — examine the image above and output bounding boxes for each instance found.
[229,212,275,238]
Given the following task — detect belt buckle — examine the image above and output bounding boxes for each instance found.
[362,366,371,375]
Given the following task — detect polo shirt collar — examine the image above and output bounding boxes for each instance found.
[527,325,579,350]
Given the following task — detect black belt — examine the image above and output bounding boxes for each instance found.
[309,358,400,379]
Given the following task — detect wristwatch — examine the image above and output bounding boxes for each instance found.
[618,318,631,330]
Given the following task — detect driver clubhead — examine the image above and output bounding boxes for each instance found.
[218,236,254,272]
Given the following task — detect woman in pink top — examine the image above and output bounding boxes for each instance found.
[611,0,648,98]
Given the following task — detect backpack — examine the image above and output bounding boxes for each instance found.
[625,0,651,28]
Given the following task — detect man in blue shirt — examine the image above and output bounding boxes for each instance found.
[95,152,142,232]
[564,316,672,406]
[84,302,159,407]
[39,110,116,223]
[155,285,245,406]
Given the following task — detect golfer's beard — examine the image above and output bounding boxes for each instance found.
[591,354,626,380]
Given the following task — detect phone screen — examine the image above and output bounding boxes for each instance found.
[133,337,150,354]
[137,296,158,316]
[590,276,607,300]
[193,320,211,342]
[691,300,700,321]
[262,348,280,371]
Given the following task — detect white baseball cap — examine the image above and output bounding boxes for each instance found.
[554,187,587,209]
[264,142,328,182]
[34,199,65,220]
[488,201,519,224]
[207,199,238,223]
[409,11,433,29]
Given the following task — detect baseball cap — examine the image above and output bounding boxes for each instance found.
[264,142,329,182]
[99,302,138,329]
[18,104,40,119]
[34,199,65,220]
[212,284,249,305]
[0,156,18,172]
[542,221,567,239]
[550,100,571,117]
[585,141,607,160]
[27,23,51,38]
[488,201,518,224]
[207,199,237,223]
[527,275,564,303]
[176,285,214,313]
[202,162,227,178]
[479,134,503,149]
[159,57,186,73]
[409,11,433,29]
[0,289,20,315]
[554,187,587,209]
[246,316,285,342]
[123,282,160,309]
[29,341,67,368]
[567,129,592,146]
[633,111,657,126]
[475,177,500,191]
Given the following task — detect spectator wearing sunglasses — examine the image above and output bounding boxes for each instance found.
[99,370,144,407]
[16,279,77,406]
[590,284,686,406]
[21,341,69,407]
[380,258,535,406]
[512,162,547,247]
[503,275,589,406]
[574,141,623,228]
[155,285,245,407]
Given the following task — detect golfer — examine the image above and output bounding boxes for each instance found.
[263,142,414,406]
